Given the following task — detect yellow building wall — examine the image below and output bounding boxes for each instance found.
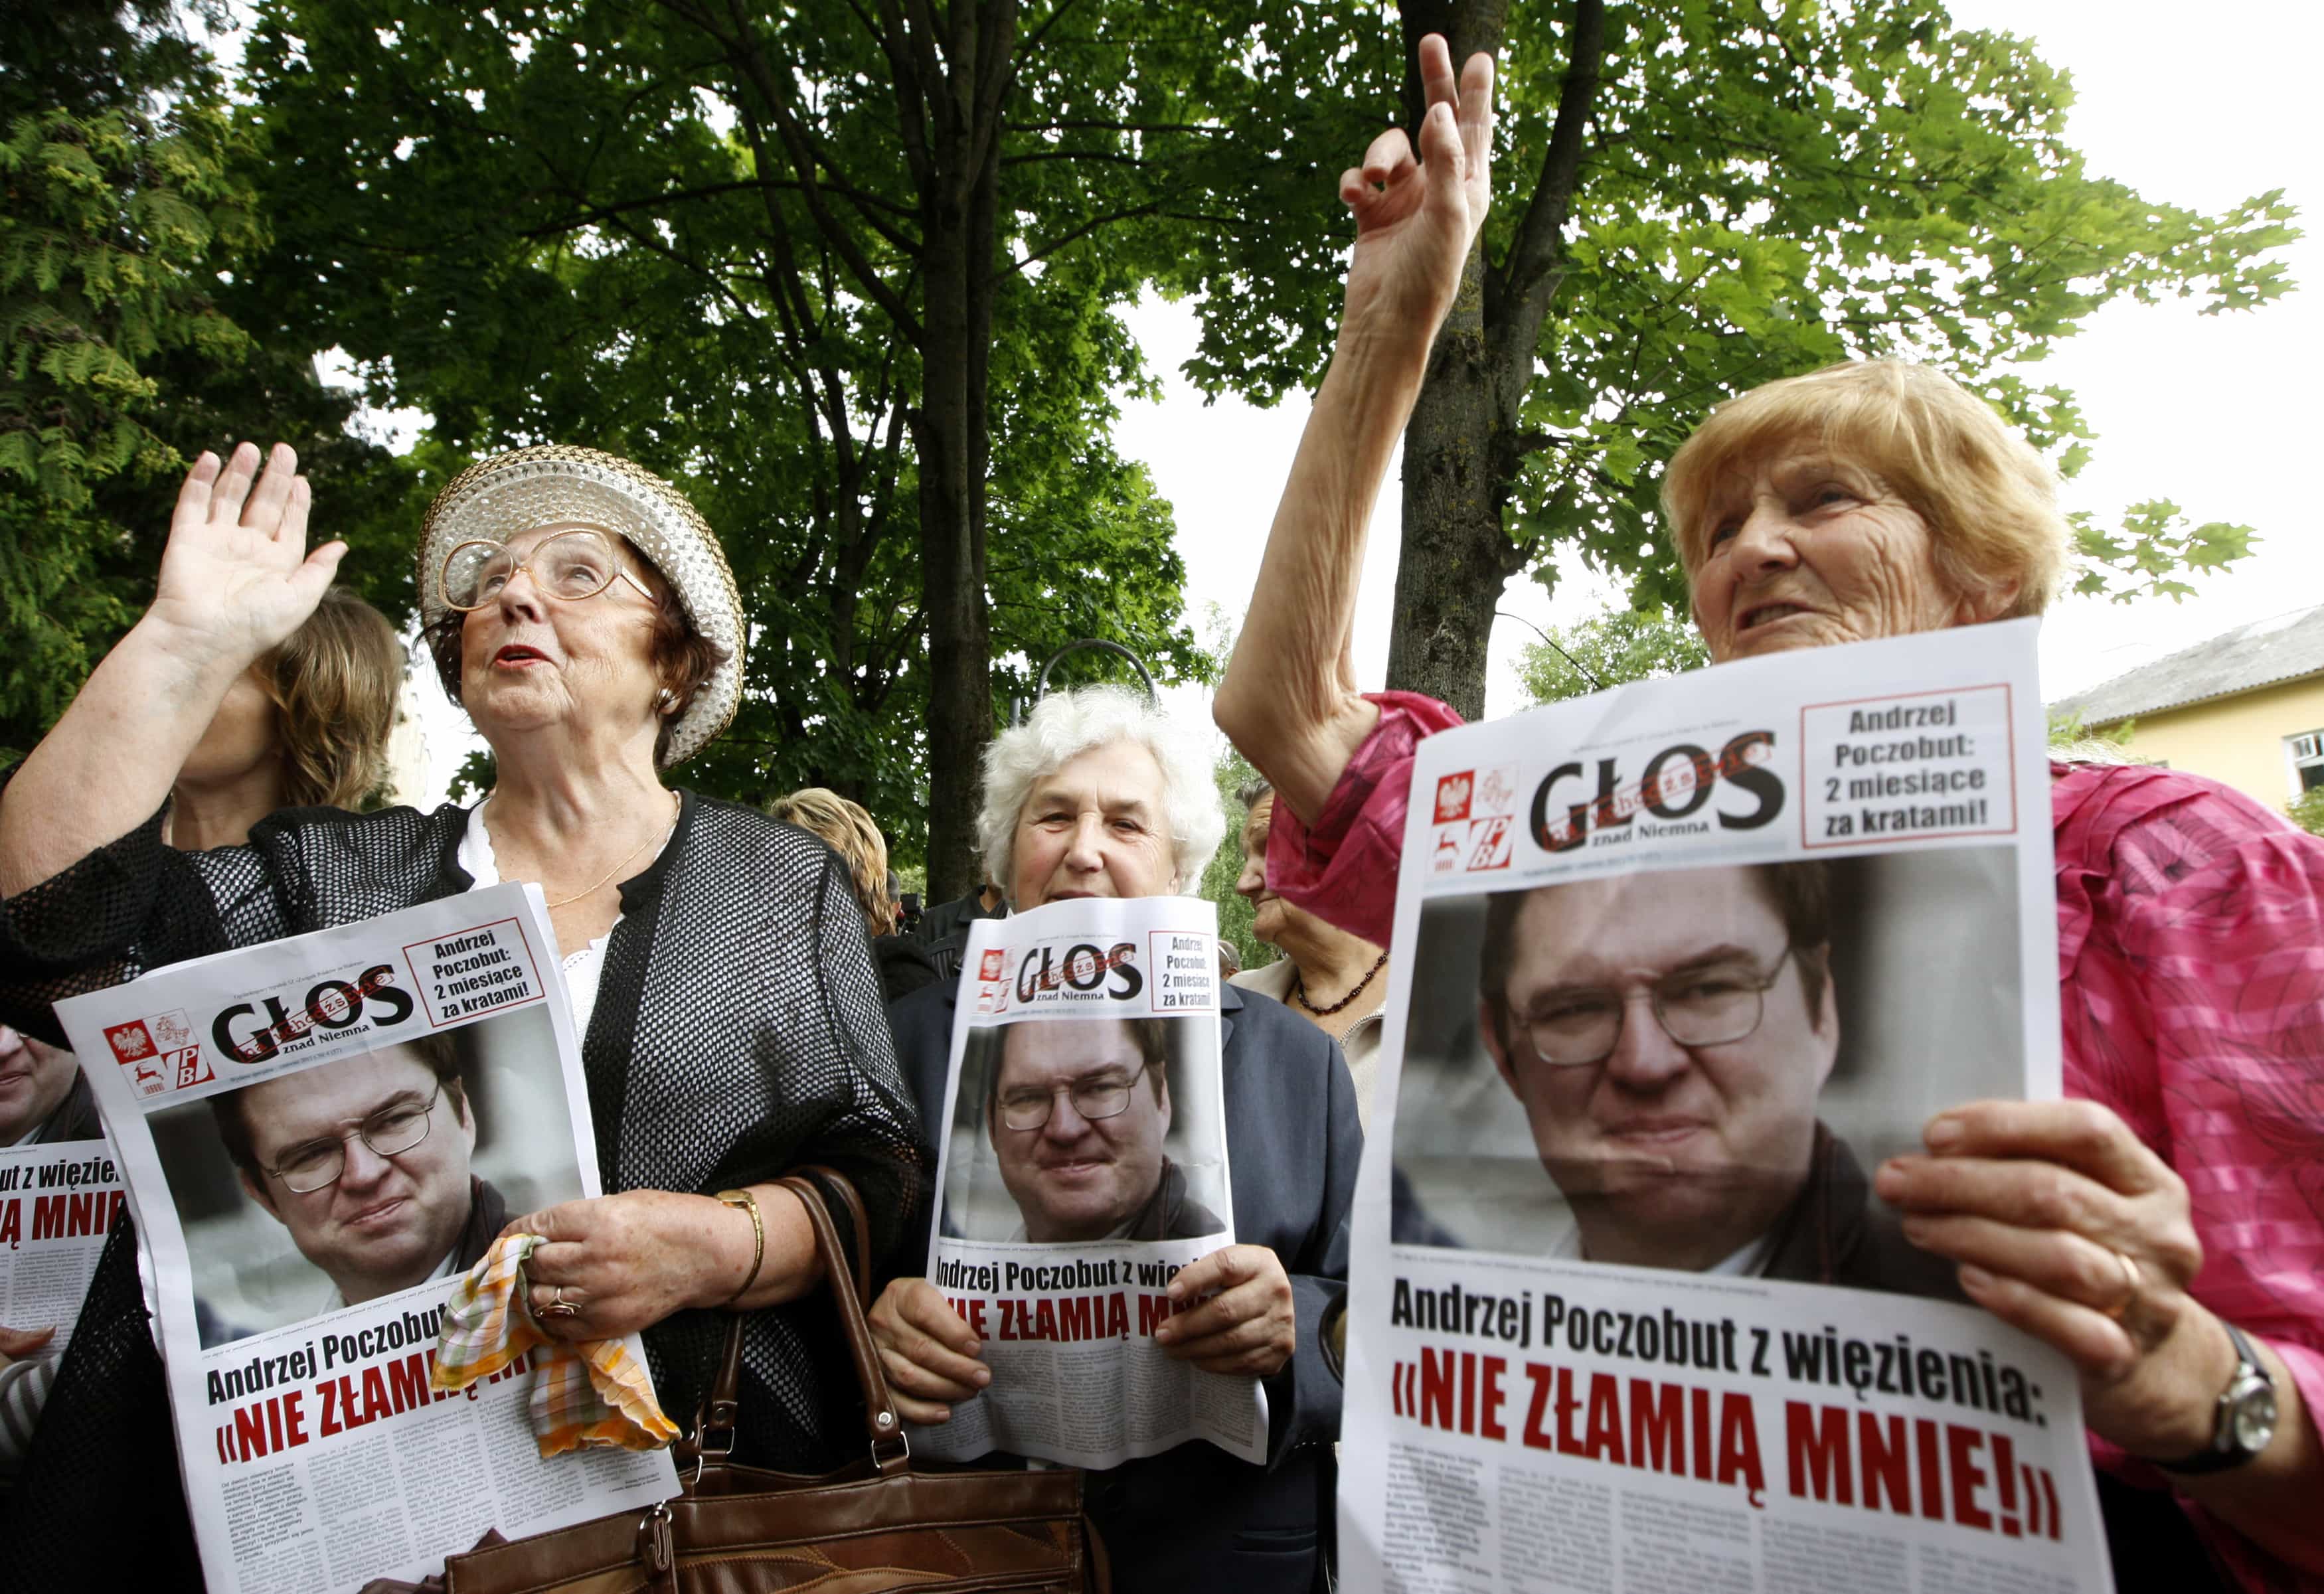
[2092,675,2324,814]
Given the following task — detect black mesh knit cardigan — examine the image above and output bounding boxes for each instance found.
[0,787,930,1580]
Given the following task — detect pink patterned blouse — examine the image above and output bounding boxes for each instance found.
[1269,698,2324,1591]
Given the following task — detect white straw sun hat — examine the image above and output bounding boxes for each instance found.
[416,445,744,767]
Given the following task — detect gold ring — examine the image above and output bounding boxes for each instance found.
[540,1285,580,1321]
[2101,1249,2139,1320]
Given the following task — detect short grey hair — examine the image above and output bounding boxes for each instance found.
[977,686,1226,902]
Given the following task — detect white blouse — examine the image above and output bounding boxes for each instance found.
[456,805,616,1038]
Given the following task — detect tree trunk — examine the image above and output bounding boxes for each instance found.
[1386,0,1515,721]
[1386,0,1604,720]
[918,0,1013,904]
[916,212,991,902]
[1388,345,1524,722]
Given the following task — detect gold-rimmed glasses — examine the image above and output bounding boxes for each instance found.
[439,526,657,611]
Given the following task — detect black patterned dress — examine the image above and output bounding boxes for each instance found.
[0,788,929,1581]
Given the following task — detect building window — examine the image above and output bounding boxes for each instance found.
[2289,731,2324,793]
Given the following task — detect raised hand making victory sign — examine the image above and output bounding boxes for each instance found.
[1339,35,1495,341]
[1216,34,1496,829]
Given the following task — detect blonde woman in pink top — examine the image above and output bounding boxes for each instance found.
[1216,32,2324,1592]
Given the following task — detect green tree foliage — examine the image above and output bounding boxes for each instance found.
[2043,707,2145,770]
[1,1,254,750]
[2067,501,2252,605]
[0,1,394,761]
[1195,738,1270,975]
[1175,1,2295,718]
[2286,785,2324,838]
[1513,604,1708,706]
[2044,707,2132,749]
[234,0,1278,882]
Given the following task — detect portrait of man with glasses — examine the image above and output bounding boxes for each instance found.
[201,1033,505,1340]
[1400,859,1961,1299]
[975,1016,1225,1245]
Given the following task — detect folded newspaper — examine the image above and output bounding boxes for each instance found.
[0,1110,119,1470]
[1340,620,2112,1593]
[54,884,677,1594]
[0,1134,117,1352]
[913,894,1269,1468]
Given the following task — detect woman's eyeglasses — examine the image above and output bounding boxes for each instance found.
[440,526,655,611]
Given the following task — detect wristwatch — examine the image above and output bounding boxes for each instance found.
[2157,1321,2276,1475]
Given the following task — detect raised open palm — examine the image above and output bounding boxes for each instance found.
[1338,35,1495,339]
[148,441,344,666]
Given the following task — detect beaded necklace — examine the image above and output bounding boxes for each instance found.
[1289,948,1390,1017]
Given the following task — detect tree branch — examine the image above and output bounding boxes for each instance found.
[1001,118,1218,135]
[859,0,936,193]
[1019,0,1085,56]
[1013,204,1240,270]
[969,0,1023,177]
[512,176,918,255]
[1497,0,1606,308]
[710,5,926,341]
[999,147,1149,169]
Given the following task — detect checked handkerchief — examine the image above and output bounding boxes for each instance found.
[431,1232,679,1457]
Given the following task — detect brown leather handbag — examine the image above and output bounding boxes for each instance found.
[440,1172,1110,1593]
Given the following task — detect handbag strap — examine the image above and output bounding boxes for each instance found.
[1083,1509,1112,1593]
[794,1162,873,1307]
[686,1168,906,1476]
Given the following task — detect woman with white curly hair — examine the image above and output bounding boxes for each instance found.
[876,685,1363,1594]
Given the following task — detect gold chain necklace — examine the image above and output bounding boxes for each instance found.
[491,790,681,910]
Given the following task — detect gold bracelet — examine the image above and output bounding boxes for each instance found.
[715,1188,764,1311]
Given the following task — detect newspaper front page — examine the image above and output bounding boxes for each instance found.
[1341,621,2112,1594]
[0,1129,121,1419]
[54,884,677,1594]
[912,894,1269,1469]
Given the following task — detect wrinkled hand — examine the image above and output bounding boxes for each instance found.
[1339,33,1495,343]
[506,1190,741,1342]
[867,1277,989,1425]
[0,1322,55,1365]
[147,441,342,669]
[1154,1245,1295,1378]
[1878,1099,2226,1459]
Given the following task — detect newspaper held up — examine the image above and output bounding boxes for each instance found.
[0,1135,118,1349]
[55,884,677,1594]
[913,894,1268,1469]
[1341,621,2113,1593]
[0,1118,121,1474]
[0,1026,118,1433]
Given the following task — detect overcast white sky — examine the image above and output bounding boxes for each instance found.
[1120,0,2323,729]
[394,1,2321,799]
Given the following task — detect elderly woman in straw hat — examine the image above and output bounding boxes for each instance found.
[0,441,926,1574]
[1214,33,2324,1589]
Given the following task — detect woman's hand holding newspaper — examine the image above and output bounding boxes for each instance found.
[867,1243,1296,1425]
[868,1278,991,1426]
[507,1188,814,1340]
[1152,1245,1295,1378]
[0,1324,54,1362]
[1878,1098,2230,1459]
